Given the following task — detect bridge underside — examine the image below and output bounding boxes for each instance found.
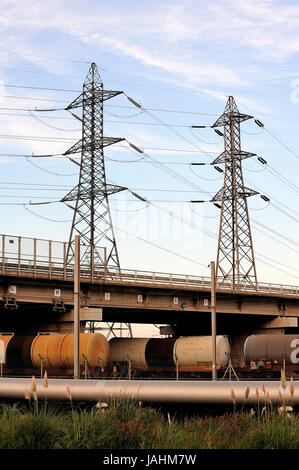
[0,275,298,331]
[1,275,299,368]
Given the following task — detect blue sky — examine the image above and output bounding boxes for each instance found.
[1,0,299,291]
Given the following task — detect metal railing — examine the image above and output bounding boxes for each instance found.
[1,233,299,296]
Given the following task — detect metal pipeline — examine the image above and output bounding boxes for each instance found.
[0,378,298,405]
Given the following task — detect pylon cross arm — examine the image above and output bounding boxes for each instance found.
[62,184,126,203]
[64,137,125,156]
[212,150,256,165]
[238,187,259,197]
[212,112,253,128]
[211,188,224,202]
[93,90,123,101]
[66,90,123,110]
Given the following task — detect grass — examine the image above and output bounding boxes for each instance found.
[0,399,298,449]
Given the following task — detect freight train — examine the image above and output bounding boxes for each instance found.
[0,332,298,377]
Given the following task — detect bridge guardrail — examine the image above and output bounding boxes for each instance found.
[1,234,299,296]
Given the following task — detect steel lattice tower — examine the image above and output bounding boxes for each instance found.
[211,96,258,288]
[62,62,126,271]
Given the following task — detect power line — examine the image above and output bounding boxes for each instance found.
[114,226,207,268]
[189,164,222,182]
[149,199,299,278]
[100,119,194,128]
[0,134,77,143]
[121,139,299,272]
[0,108,214,131]
[99,64,225,112]
[0,106,66,112]
[4,186,297,279]
[28,110,81,132]
[0,181,214,194]
[0,50,91,64]
[2,95,69,103]
[26,93,296,276]
[0,153,64,158]
[0,101,219,119]
[189,126,222,145]
[125,94,213,154]
[23,205,71,222]
[0,112,75,120]
[1,69,298,279]
[139,153,207,192]
[0,133,219,154]
[116,111,298,282]
[248,179,299,223]
[129,188,214,193]
[0,187,70,191]
[125,142,299,279]
[109,145,217,154]
[106,156,189,165]
[254,253,299,280]
[253,218,299,249]
[0,66,81,80]
[270,200,299,224]
[255,252,299,272]
[0,195,59,198]
[262,162,299,195]
[0,181,73,187]
[252,222,299,255]
[264,126,299,160]
[106,103,219,116]
[1,84,80,93]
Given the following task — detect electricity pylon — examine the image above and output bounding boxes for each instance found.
[62,62,132,338]
[62,62,126,272]
[211,96,258,288]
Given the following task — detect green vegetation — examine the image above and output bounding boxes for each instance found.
[0,398,298,449]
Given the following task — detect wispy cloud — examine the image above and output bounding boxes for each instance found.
[2,0,299,89]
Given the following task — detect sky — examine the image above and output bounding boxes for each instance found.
[1,0,299,329]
